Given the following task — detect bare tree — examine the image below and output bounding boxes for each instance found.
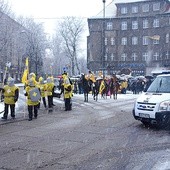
[0,2,48,81]
[49,31,71,76]
[0,0,11,15]
[18,18,48,78]
[58,16,85,76]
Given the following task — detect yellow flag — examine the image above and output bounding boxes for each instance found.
[21,58,29,83]
[25,57,28,67]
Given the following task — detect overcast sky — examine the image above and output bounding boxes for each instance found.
[7,0,113,35]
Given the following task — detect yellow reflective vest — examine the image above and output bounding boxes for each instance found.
[3,85,19,104]
[64,84,72,99]
[38,83,47,97]
[99,80,105,94]
[46,83,54,96]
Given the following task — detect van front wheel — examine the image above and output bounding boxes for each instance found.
[156,112,170,129]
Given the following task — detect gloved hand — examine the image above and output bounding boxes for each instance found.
[14,97,18,102]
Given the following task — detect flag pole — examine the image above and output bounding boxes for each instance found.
[21,58,29,118]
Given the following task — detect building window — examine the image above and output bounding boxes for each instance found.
[153,19,159,28]
[105,38,107,45]
[106,22,113,30]
[132,53,138,61]
[106,47,109,53]
[121,37,127,45]
[143,19,149,29]
[121,53,127,61]
[142,4,149,12]
[121,21,127,30]
[132,21,138,30]
[166,33,169,43]
[121,7,127,14]
[166,51,169,59]
[153,38,159,45]
[132,6,138,13]
[153,52,159,61]
[153,2,160,11]
[142,52,148,61]
[111,53,114,61]
[143,36,149,45]
[132,36,138,45]
[111,37,115,45]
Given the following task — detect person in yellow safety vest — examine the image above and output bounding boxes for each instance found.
[37,77,47,109]
[99,79,106,98]
[1,77,19,120]
[46,77,55,112]
[88,70,96,83]
[25,77,40,121]
[24,72,37,89]
[63,76,72,111]
[50,76,56,106]
[121,80,128,94]
[88,70,96,93]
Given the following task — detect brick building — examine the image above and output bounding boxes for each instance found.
[87,0,170,76]
[0,11,27,81]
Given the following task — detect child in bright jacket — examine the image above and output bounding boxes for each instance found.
[63,75,72,111]
[46,77,55,112]
[25,78,40,121]
[37,77,47,109]
[1,77,19,120]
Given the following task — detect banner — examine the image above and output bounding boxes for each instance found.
[21,58,29,84]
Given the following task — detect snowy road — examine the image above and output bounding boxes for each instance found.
[1,89,170,170]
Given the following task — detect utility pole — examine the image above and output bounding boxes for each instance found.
[102,0,106,78]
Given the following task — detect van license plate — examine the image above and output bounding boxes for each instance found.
[139,113,150,118]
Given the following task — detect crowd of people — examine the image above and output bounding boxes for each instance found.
[0,70,153,122]
[71,72,153,98]
[0,71,73,121]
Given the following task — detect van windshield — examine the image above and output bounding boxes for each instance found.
[147,76,170,93]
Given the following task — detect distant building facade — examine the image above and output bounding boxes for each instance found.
[87,0,170,76]
[0,11,28,81]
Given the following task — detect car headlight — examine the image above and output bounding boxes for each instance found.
[159,100,170,111]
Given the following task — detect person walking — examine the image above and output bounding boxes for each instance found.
[1,77,19,120]
[46,77,55,112]
[25,77,41,121]
[37,77,47,109]
[62,73,72,111]
[99,79,106,98]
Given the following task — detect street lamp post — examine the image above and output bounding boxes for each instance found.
[102,0,106,78]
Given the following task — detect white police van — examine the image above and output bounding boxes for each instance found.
[133,73,170,128]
